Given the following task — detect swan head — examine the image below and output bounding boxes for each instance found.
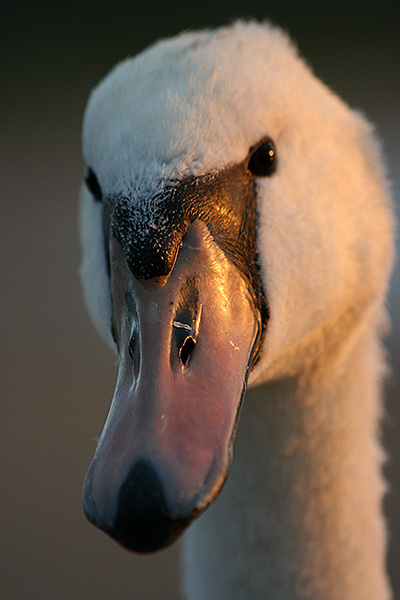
[80,21,392,552]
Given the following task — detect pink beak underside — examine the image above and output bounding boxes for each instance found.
[83,221,260,551]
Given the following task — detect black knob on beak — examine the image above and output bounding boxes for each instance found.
[111,459,191,553]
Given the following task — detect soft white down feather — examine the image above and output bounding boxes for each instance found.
[80,21,394,600]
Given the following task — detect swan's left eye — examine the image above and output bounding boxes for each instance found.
[84,167,103,201]
[246,138,277,177]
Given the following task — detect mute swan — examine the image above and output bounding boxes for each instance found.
[79,21,394,600]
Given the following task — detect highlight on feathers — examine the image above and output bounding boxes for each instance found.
[79,20,394,600]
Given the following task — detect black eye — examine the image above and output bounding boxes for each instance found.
[246,138,277,177]
[84,167,103,201]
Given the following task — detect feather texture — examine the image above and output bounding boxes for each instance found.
[80,21,394,599]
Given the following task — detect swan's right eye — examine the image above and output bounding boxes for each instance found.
[84,167,103,202]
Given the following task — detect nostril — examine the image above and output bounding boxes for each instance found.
[128,334,140,377]
[128,336,135,359]
[179,335,196,366]
[172,276,201,368]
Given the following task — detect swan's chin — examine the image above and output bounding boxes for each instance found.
[83,221,261,552]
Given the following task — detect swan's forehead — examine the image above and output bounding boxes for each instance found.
[82,24,314,196]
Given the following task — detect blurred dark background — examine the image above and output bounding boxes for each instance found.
[1,1,399,598]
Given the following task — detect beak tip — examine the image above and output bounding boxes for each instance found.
[82,458,193,553]
[111,459,193,552]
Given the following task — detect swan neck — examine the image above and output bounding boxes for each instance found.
[183,327,391,599]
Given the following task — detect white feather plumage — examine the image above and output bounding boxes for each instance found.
[80,21,394,599]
